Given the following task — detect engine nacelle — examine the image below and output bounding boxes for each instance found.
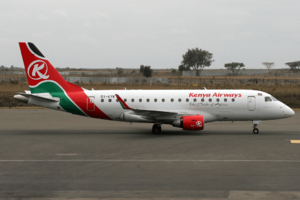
[172,115,204,130]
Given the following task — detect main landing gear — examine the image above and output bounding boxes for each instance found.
[152,124,161,134]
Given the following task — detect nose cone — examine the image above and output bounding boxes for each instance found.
[285,106,295,117]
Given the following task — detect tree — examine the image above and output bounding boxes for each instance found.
[116,67,123,77]
[181,48,214,76]
[10,65,14,69]
[286,61,300,73]
[143,66,152,78]
[171,69,177,74]
[140,65,145,73]
[131,70,136,74]
[178,64,190,75]
[224,62,245,76]
[262,62,274,71]
[178,65,185,73]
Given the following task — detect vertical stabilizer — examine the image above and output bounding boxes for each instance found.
[18,42,111,119]
[19,42,71,93]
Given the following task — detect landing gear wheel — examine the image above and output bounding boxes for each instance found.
[152,124,161,134]
[253,128,259,134]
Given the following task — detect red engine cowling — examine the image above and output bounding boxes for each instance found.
[181,115,204,130]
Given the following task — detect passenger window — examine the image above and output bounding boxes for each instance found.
[139,98,142,102]
[193,98,197,102]
[162,98,165,102]
[224,98,227,102]
[232,98,235,102]
[209,98,212,102]
[147,98,150,102]
[154,98,157,102]
[171,98,174,102]
[265,97,272,102]
[131,99,134,102]
[101,99,104,102]
[216,98,220,102]
[178,98,181,102]
[108,99,112,102]
[124,99,127,102]
[186,98,189,102]
[201,98,204,102]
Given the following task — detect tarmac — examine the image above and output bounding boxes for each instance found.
[0,109,300,199]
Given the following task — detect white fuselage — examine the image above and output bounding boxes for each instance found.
[82,89,294,123]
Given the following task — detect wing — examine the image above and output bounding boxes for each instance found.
[131,108,177,115]
[115,94,178,120]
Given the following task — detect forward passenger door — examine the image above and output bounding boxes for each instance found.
[247,96,256,111]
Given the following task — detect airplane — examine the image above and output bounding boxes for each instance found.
[14,42,295,134]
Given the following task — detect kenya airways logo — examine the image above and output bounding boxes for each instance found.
[27,60,49,80]
[195,121,202,127]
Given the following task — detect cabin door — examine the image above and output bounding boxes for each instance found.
[247,96,256,111]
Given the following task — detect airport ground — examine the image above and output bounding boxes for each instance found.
[0,109,300,199]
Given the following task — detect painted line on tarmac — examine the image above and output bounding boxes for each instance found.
[0,159,300,162]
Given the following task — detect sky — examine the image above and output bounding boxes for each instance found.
[1,0,300,69]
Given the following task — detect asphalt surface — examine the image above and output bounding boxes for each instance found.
[0,109,300,199]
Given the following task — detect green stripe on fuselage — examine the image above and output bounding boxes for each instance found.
[119,102,126,109]
[30,82,85,116]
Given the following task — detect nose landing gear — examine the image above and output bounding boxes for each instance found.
[152,124,161,134]
[252,121,262,134]
[253,126,259,134]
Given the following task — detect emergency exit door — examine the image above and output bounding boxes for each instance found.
[247,96,256,111]
[87,96,95,111]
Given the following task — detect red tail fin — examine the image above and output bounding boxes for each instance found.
[19,42,72,91]
[19,42,111,120]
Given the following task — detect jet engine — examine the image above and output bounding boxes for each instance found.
[172,115,204,130]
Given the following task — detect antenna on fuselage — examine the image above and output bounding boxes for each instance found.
[203,87,207,90]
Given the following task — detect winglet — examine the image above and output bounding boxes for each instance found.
[115,94,132,109]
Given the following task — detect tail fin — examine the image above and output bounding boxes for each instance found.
[19,42,111,120]
[19,42,72,93]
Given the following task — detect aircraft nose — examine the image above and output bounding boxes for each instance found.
[285,106,295,117]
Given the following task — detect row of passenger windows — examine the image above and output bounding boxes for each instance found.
[101,98,236,103]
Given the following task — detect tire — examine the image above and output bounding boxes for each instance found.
[152,124,161,134]
[253,128,259,134]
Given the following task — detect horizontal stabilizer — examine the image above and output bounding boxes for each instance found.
[17,93,59,102]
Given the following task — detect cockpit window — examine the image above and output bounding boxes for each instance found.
[265,97,272,102]
[271,96,278,101]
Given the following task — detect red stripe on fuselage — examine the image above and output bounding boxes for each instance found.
[66,83,111,120]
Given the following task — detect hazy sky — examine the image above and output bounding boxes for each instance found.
[1,0,300,69]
